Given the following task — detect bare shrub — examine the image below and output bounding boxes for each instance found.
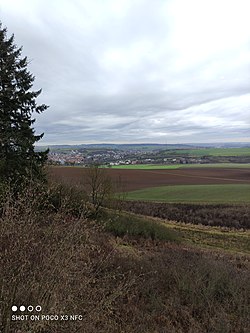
[82,166,114,215]
[1,182,249,333]
[121,201,250,229]
[0,184,141,333]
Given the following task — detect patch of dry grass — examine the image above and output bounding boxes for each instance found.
[1,182,249,333]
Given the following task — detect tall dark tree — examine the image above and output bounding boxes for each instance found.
[0,23,48,184]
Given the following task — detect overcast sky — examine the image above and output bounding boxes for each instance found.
[1,0,250,144]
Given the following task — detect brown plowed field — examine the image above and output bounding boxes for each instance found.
[49,166,250,191]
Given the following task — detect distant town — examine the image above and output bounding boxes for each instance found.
[38,143,250,166]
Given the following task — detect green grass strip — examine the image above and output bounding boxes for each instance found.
[110,163,250,170]
[98,209,178,241]
[126,184,250,203]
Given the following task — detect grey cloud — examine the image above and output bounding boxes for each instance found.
[1,0,250,144]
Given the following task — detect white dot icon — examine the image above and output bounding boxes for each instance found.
[12,306,17,312]
[20,306,25,312]
[27,305,33,312]
[35,305,42,312]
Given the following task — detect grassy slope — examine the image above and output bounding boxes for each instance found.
[111,163,250,169]
[3,211,250,333]
[125,184,250,203]
[2,183,249,333]
[162,219,250,255]
[100,210,250,255]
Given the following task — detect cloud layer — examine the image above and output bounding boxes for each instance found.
[1,0,250,144]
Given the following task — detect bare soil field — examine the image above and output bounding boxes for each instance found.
[50,166,250,191]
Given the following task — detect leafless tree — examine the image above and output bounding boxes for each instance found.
[84,165,113,214]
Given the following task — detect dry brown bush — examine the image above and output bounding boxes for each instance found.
[121,201,250,229]
[1,183,249,333]
[0,183,142,333]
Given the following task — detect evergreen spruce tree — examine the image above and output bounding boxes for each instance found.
[0,23,49,185]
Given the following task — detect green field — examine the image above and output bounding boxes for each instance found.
[111,164,180,169]
[126,184,250,203]
[111,163,250,170]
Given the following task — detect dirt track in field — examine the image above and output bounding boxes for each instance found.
[49,166,250,191]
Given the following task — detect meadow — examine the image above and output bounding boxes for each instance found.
[125,184,250,204]
[110,163,250,169]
